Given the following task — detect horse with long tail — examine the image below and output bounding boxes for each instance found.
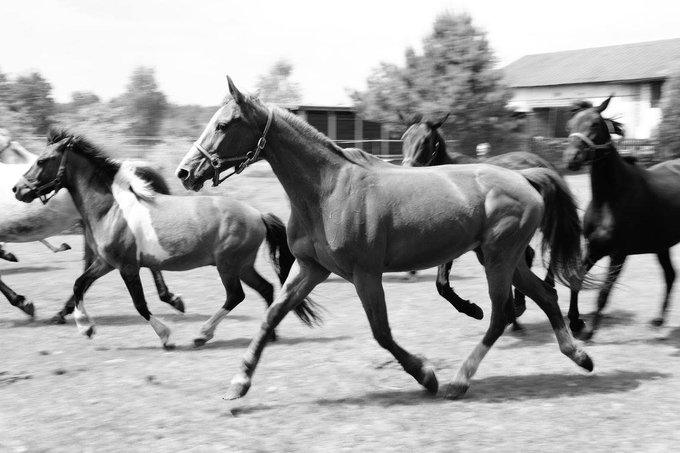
[13,129,320,348]
[566,96,680,340]
[175,77,592,400]
[400,114,560,329]
[0,133,184,321]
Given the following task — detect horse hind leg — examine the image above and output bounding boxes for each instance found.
[355,269,438,394]
[151,270,185,313]
[582,254,627,341]
[445,262,515,400]
[652,250,675,327]
[120,270,173,350]
[194,268,246,347]
[436,260,483,320]
[512,258,593,371]
[568,251,600,334]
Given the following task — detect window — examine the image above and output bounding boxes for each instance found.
[651,81,663,108]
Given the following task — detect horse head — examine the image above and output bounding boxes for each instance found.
[12,130,73,204]
[0,129,36,165]
[565,96,622,171]
[400,113,449,167]
[176,76,271,191]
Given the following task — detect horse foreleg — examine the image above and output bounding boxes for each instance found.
[72,257,113,338]
[436,260,483,320]
[513,259,593,370]
[568,252,599,334]
[150,270,185,313]
[239,266,277,341]
[652,250,675,327]
[52,239,96,324]
[39,239,71,253]
[225,259,329,400]
[582,254,627,341]
[120,270,173,350]
[195,269,246,347]
[356,268,438,394]
[0,275,34,317]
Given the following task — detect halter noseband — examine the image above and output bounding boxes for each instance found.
[194,107,274,187]
[21,139,72,204]
[568,132,612,150]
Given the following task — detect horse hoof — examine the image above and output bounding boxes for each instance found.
[465,303,484,320]
[48,314,67,325]
[194,337,208,347]
[514,300,526,318]
[4,252,18,262]
[268,331,278,342]
[21,302,35,317]
[163,343,176,351]
[511,321,524,332]
[223,378,251,400]
[59,243,71,251]
[579,353,594,372]
[444,382,469,400]
[170,295,185,313]
[578,329,594,342]
[84,326,96,338]
[569,319,586,334]
[420,367,439,394]
[650,317,664,327]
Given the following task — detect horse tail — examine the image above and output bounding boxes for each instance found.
[133,165,172,195]
[520,167,582,286]
[261,213,323,327]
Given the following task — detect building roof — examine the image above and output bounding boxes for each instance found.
[503,38,680,87]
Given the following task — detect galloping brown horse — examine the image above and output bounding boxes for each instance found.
[13,130,320,348]
[176,77,592,400]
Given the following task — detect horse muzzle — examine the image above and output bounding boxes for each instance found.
[12,179,38,203]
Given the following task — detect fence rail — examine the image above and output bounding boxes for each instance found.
[16,135,664,169]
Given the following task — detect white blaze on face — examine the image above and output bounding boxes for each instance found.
[111,163,171,261]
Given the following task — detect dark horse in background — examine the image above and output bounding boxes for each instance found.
[566,96,680,340]
[400,112,558,328]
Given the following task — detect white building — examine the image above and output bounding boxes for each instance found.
[503,38,680,139]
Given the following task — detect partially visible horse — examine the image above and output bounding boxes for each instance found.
[13,130,321,348]
[565,96,680,339]
[400,114,559,327]
[0,132,184,321]
[175,77,592,400]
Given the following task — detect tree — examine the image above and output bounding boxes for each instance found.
[117,66,168,137]
[351,13,515,154]
[658,71,680,158]
[2,71,55,134]
[254,60,302,105]
[70,91,101,108]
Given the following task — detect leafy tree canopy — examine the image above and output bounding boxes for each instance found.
[255,60,302,105]
[351,12,515,154]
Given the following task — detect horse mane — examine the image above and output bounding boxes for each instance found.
[47,128,155,200]
[272,105,379,167]
[569,100,625,136]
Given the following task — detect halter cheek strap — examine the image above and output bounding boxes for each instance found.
[194,107,274,187]
[21,144,71,204]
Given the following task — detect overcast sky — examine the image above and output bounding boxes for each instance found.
[2,0,680,106]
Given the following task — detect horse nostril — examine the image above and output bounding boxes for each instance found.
[176,168,189,180]
[11,185,17,193]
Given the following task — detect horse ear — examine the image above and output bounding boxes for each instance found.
[596,96,613,113]
[397,111,408,125]
[227,75,244,104]
[431,113,450,129]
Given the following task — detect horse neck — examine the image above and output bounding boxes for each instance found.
[61,153,116,223]
[589,146,630,203]
[263,113,351,205]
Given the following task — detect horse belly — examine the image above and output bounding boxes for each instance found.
[0,196,79,242]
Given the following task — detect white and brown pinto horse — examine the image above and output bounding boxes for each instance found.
[0,131,183,321]
[175,77,593,400]
[13,130,320,348]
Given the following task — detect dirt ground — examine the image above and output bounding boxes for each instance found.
[1,169,679,452]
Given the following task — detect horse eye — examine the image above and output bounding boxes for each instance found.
[216,123,228,132]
